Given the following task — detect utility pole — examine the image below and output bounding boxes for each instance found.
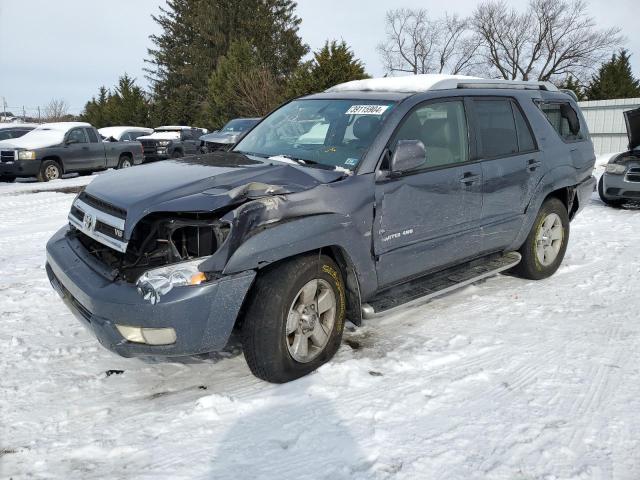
[23,106,26,122]
[38,106,41,123]
[1,97,6,121]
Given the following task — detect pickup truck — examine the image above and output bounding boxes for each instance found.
[138,126,206,162]
[0,122,144,182]
[199,118,260,152]
[46,75,595,383]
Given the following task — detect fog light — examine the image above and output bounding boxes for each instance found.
[116,325,177,345]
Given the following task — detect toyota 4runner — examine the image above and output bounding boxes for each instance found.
[46,75,596,383]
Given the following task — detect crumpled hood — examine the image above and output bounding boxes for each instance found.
[624,107,640,150]
[83,152,344,237]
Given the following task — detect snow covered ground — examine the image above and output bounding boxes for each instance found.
[2,166,640,479]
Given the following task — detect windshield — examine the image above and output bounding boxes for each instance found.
[221,119,258,133]
[234,99,395,170]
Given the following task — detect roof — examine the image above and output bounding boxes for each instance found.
[37,122,91,131]
[98,126,153,137]
[326,74,558,94]
[0,123,39,129]
[155,125,196,131]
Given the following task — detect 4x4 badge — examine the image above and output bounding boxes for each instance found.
[83,213,95,231]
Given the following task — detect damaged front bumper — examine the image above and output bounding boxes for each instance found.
[45,226,255,357]
[600,170,640,201]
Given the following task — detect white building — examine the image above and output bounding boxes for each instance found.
[578,97,640,155]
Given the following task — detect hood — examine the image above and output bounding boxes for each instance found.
[137,131,181,141]
[200,132,238,144]
[625,107,640,151]
[0,129,64,149]
[83,152,345,237]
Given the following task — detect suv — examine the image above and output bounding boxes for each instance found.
[46,75,595,383]
[137,126,206,162]
[199,118,261,152]
[598,107,640,206]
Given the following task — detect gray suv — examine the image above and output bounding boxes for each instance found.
[46,75,596,383]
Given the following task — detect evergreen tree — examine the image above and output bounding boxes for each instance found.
[145,0,307,127]
[286,40,369,98]
[81,87,112,128]
[80,75,150,128]
[557,76,585,101]
[207,40,284,128]
[585,49,640,100]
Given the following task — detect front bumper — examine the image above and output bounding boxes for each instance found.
[600,172,640,201]
[45,226,256,357]
[0,159,40,177]
[142,154,170,162]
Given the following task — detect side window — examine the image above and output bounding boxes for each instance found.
[67,128,88,144]
[85,128,99,143]
[539,102,584,142]
[120,132,132,141]
[474,99,518,157]
[181,130,193,141]
[393,100,469,168]
[511,101,537,152]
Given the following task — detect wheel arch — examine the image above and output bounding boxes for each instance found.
[41,155,64,172]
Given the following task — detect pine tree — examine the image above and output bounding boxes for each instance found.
[145,0,307,127]
[286,40,369,98]
[557,76,585,101]
[585,49,640,100]
[80,75,150,128]
[81,87,112,128]
[207,40,284,128]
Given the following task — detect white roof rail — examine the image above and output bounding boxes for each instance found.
[326,74,558,94]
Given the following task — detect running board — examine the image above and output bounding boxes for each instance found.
[362,251,521,319]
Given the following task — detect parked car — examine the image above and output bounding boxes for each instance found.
[199,118,260,152]
[138,126,206,162]
[0,122,144,182]
[0,123,39,141]
[598,107,640,207]
[98,126,153,142]
[46,75,595,383]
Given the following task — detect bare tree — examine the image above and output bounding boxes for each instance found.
[472,0,623,81]
[232,68,283,117]
[377,9,480,75]
[43,99,69,122]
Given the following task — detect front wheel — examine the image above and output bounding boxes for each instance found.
[598,176,624,208]
[37,160,62,182]
[512,197,569,280]
[241,254,346,383]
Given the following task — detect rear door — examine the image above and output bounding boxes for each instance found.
[470,97,543,253]
[373,98,483,287]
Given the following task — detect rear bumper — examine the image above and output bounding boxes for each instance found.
[45,226,256,357]
[574,175,597,214]
[0,160,40,177]
[600,172,640,200]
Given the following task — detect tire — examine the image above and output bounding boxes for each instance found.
[598,175,624,208]
[37,160,62,182]
[171,150,183,159]
[512,197,569,280]
[117,155,132,169]
[241,254,347,383]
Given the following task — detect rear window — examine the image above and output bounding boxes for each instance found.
[85,128,99,143]
[539,102,585,142]
[474,99,519,157]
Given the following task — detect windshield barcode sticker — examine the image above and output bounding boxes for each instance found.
[345,105,389,115]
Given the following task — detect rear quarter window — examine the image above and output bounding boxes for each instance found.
[538,102,585,142]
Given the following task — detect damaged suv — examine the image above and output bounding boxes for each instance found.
[46,75,595,383]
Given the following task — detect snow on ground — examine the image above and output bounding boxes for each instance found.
[2,175,640,479]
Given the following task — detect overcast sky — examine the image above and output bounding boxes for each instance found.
[0,0,638,117]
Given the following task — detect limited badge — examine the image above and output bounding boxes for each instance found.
[345,105,389,115]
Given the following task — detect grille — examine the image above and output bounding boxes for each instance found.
[140,139,157,155]
[205,141,230,152]
[625,167,640,183]
[70,205,85,221]
[78,192,126,219]
[94,219,124,241]
[622,190,640,198]
[1,150,15,162]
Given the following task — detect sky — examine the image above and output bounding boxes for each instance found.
[0,0,638,118]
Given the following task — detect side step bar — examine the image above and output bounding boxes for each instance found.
[361,251,521,319]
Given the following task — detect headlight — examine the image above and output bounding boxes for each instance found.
[157,140,171,146]
[17,150,36,160]
[605,163,626,174]
[136,257,210,304]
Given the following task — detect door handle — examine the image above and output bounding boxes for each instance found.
[527,159,542,171]
[459,172,480,185]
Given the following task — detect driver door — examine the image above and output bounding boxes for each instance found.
[373,99,483,287]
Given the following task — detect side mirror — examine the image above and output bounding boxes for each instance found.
[390,140,427,174]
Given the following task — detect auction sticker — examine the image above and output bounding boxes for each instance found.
[345,105,389,115]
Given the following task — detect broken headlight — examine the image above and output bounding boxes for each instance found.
[136,257,210,304]
[605,164,626,174]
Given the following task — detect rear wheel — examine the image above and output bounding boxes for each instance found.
[37,160,62,182]
[598,176,624,208]
[241,254,346,383]
[512,197,569,280]
[117,155,132,169]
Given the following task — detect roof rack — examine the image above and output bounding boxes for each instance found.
[326,74,559,94]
